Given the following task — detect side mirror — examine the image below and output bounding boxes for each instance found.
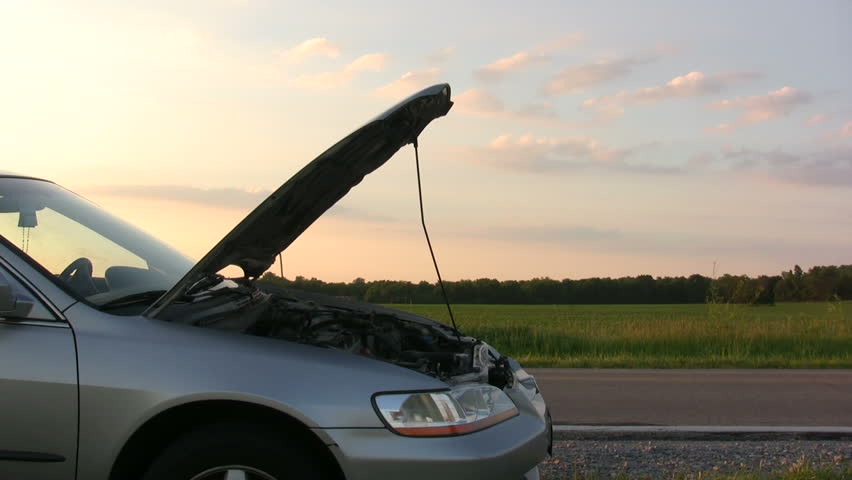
[0,279,34,319]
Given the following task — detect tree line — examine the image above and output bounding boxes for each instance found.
[259,264,852,305]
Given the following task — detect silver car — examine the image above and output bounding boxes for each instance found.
[0,84,551,480]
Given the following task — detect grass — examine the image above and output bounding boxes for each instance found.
[387,301,852,368]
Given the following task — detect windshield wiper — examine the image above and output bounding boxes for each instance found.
[99,290,167,309]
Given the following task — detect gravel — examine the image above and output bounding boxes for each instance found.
[540,439,851,479]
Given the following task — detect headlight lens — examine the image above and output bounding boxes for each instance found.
[373,384,518,437]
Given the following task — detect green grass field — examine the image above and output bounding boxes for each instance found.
[387,301,852,368]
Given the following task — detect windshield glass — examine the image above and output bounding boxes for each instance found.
[0,177,195,306]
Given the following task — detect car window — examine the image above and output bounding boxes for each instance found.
[0,177,195,305]
[0,207,147,277]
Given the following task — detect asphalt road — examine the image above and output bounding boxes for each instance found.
[529,369,852,426]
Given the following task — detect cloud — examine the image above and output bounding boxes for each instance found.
[721,146,800,169]
[84,185,397,221]
[457,135,682,175]
[705,122,736,134]
[454,88,557,121]
[806,113,828,126]
[280,37,340,64]
[636,72,761,102]
[374,67,443,98]
[459,134,670,175]
[346,53,390,71]
[712,146,852,187]
[455,88,503,113]
[486,225,622,244]
[515,102,559,119]
[767,149,852,187]
[294,53,390,89]
[474,52,550,82]
[475,223,815,258]
[688,153,715,167]
[473,33,582,83]
[815,120,852,142]
[536,33,585,54]
[707,86,812,127]
[326,205,398,223]
[542,57,650,96]
[489,134,628,168]
[654,42,677,55]
[85,185,270,209]
[583,71,761,118]
[542,46,681,97]
[425,46,456,64]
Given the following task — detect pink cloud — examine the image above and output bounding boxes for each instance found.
[543,58,646,96]
[425,46,456,64]
[483,134,628,167]
[455,88,503,113]
[375,67,443,98]
[705,122,736,134]
[632,72,759,103]
[474,52,549,82]
[816,120,852,142]
[724,146,852,187]
[536,32,585,54]
[583,71,760,118]
[474,33,582,83]
[345,53,389,72]
[460,134,677,175]
[294,53,390,89]
[707,86,811,124]
[454,88,557,121]
[280,37,340,64]
[805,113,828,126]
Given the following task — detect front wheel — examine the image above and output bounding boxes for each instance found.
[141,423,333,480]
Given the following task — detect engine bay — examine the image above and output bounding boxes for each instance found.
[159,281,510,385]
[250,294,483,381]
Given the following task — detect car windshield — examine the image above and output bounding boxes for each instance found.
[0,176,195,306]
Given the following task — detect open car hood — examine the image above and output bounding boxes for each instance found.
[145,84,452,317]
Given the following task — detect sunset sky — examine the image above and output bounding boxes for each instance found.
[2,1,851,282]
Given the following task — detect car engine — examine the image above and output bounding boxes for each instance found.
[250,294,484,381]
[160,282,510,385]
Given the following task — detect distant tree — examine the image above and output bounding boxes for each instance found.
[257,264,851,305]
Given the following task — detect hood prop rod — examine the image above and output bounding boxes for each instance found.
[413,138,461,340]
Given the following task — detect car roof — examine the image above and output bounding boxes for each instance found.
[0,171,51,182]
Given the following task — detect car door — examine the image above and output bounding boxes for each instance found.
[0,264,78,480]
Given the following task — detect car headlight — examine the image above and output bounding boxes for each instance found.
[373,384,518,437]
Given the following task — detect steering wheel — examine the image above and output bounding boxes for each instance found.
[59,257,99,297]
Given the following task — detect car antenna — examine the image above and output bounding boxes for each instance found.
[413,137,461,340]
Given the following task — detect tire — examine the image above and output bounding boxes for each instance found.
[141,422,335,480]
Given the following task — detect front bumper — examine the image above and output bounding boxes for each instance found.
[315,408,549,480]
[314,353,550,479]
